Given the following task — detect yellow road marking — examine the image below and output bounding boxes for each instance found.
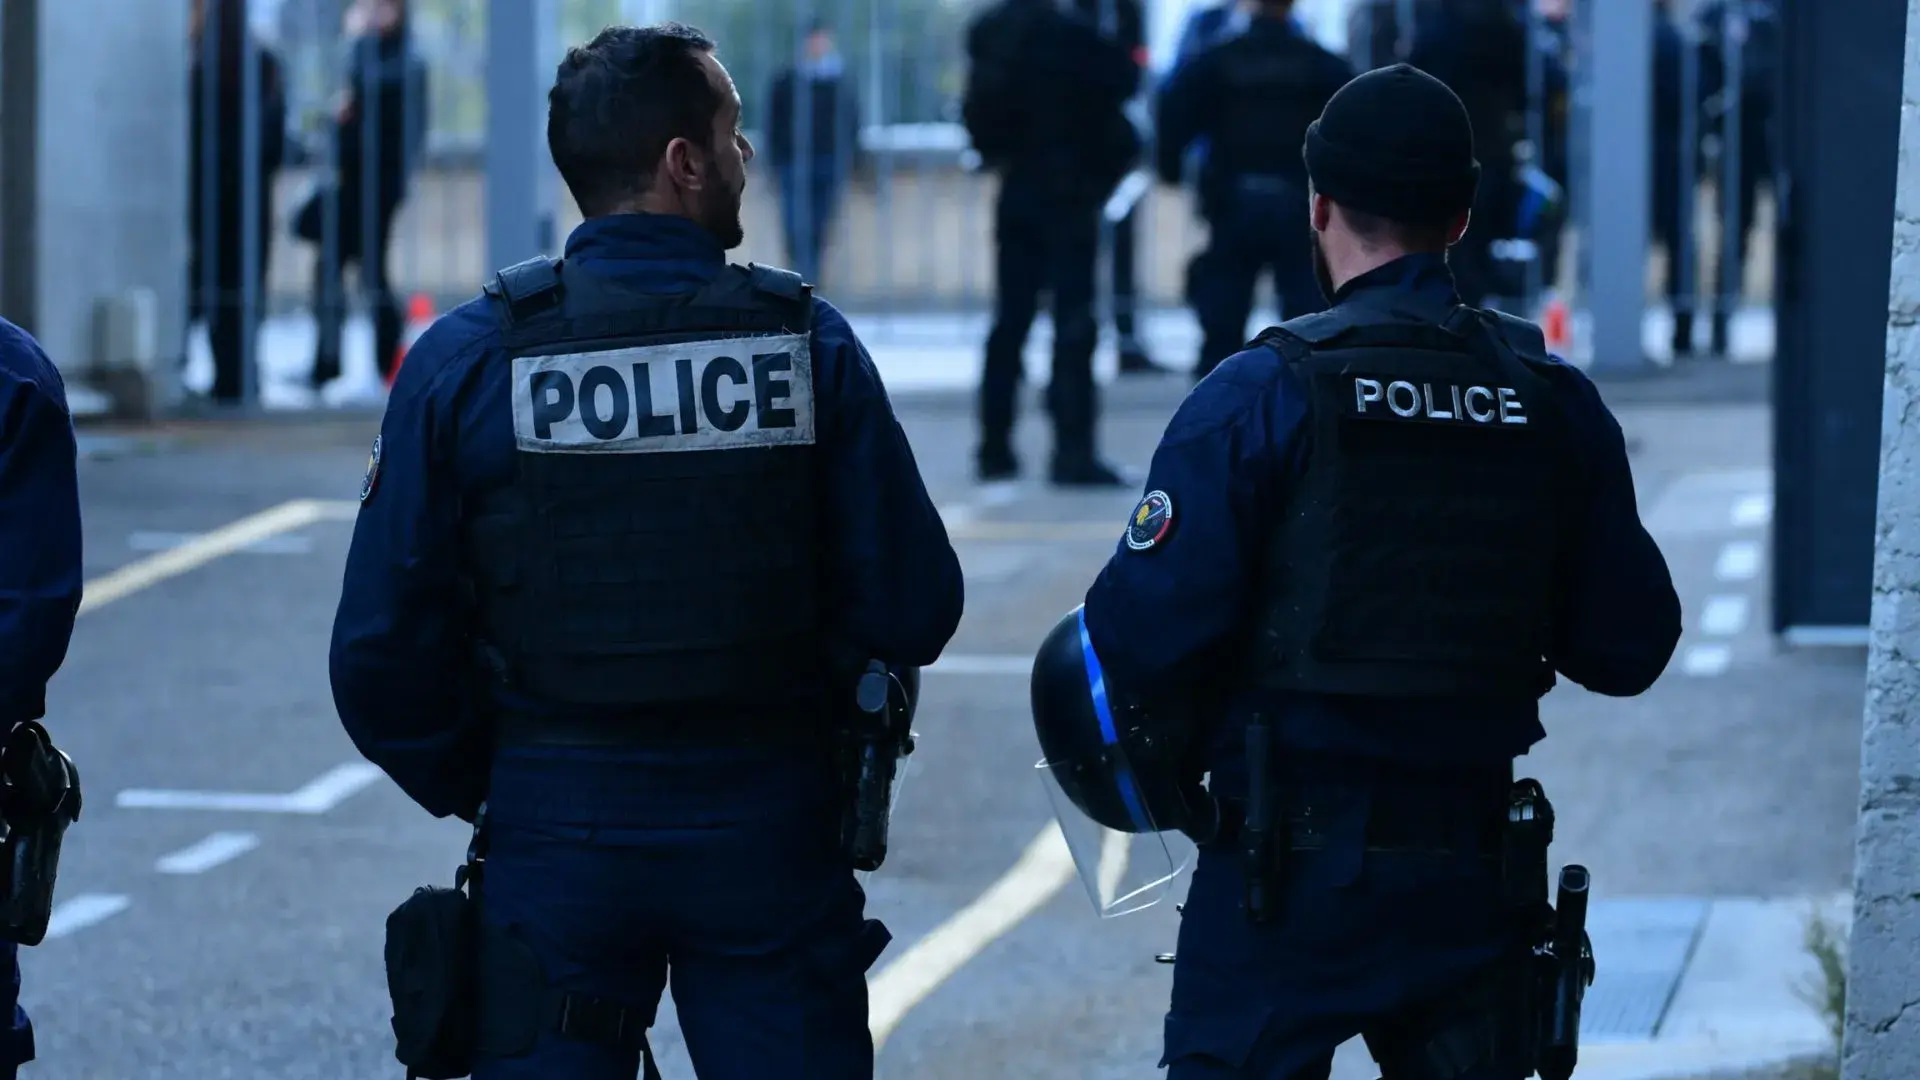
[78,499,358,616]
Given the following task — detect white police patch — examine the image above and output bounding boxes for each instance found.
[511,334,815,454]
[1125,489,1175,552]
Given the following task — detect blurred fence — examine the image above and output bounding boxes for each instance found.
[190,0,1778,399]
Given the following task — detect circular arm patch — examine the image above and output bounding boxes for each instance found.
[360,435,383,503]
[1124,489,1175,551]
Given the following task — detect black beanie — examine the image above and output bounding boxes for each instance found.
[1303,64,1481,226]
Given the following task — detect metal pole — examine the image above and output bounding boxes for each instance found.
[485,0,542,274]
[1583,0,1653,372]
[1716,4,1745,356]
[1676,11,1700,351]
[1524,3,1546,308]
[240,0,263,405]
[1844,1,1920,1074]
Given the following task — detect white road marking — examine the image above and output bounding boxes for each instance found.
[938,482,1022,532]
[1714,541,1762,582]
[1682,644,1732,677]
[926,654,1031,676]
[1095,828,1131,912]
[868,824,1074,1047]
[116,762,385,814]
[1731,493,1773,528]
[45,893,131,939]
[1700,596,1751,637]
[79,499,356,616]
[126,530,314,556]
[156,831,260,875]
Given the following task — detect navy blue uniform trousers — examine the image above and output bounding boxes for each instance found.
[1164,782,1521,1080]
[471,742,888,1080]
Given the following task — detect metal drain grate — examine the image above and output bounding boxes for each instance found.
[1579,897,1710,1042]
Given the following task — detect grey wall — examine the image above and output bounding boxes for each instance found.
[9,0,187,396]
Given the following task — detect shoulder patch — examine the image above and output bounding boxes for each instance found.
[511,334,816,454]
[1124,489,1175,552]
[360,435,382,502]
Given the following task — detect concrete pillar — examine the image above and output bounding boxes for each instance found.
[485,0,548,274]
[1584,0,1653,372]
[4,0,188,415]
[1844,3,1920,1077]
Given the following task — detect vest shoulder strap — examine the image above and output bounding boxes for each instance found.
[482,256,565,326]
[1478,308,1553,371]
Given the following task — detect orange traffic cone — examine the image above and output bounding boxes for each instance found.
[1541,296,1572,355]
[387,293,437,387]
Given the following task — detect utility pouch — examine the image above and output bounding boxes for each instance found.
[385,806,486,1079]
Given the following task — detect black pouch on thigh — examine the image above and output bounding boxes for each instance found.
[384,884,479,1080]
[478,922,664,1080]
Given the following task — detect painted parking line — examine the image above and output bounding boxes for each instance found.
[155,832,260,875]
[78,498,358,616]
[1713,540,1762,582]
[926,654,1031,676]
[44,893,131,940]
[117,762,385,814]
[867,824,1074,1048]
[1730,493,1773,528]
[1681,644,1733,677]
[1699,595,1750,637]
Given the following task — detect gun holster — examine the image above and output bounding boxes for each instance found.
[385,806,486,1079]
[840,661,915,873]
[0,721,82,947]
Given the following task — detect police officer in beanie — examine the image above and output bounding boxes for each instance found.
[331,23,962,1078]
[1076,65,1680,1077]
[1154,0,1350,380]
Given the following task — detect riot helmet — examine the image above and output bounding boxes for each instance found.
[1030,606,1207,916]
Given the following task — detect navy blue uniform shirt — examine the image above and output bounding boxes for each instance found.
[0,318,83,729]
[1083,254,1680,785]
[330,214,965,819]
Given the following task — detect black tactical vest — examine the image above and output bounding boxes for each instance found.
[1245,303,1565,699]
[1212,27,1333,179]
[461,256,823,711]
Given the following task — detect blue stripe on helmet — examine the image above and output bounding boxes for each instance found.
[1077,607,1153,833]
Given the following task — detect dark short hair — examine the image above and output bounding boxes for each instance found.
[1338,205,1455,253]
[547,23,723,218]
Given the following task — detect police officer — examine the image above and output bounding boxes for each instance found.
[1074,65,1680,1077]
[0,318,84,1079]
[964,0,1140,486]
[330,23,963,1079]
[1156,0,1350,380]
[1407,0,1535,307]
[1106,0,1166,376]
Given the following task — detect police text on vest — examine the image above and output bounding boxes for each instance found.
[1348,377,1526,425]
[512,334,816,453]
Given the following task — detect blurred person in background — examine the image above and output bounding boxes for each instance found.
[765,20,861,286]
[962,0,1141,486]
[188,0,288,405]
[1696,0,1779,357]
[0,319,84,1080]
[1107,0,1167,375]
[297,0,427,392]
[1155,0,1350,379]
[1652,0,1696,356]
[1408,0,1537,306]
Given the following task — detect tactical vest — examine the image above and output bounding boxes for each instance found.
[1212,28,1331,180]
[1245,304,1565,699]
[461,256,823,711]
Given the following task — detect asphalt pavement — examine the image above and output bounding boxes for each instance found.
[26,324,1861,1080]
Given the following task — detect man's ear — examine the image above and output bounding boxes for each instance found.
[660,137,705,191]
[1446,209,1471,248]
[1310,192,1333,234]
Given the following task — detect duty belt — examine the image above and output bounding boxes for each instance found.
[494,710,823,749]
[1210,795,1504,856]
